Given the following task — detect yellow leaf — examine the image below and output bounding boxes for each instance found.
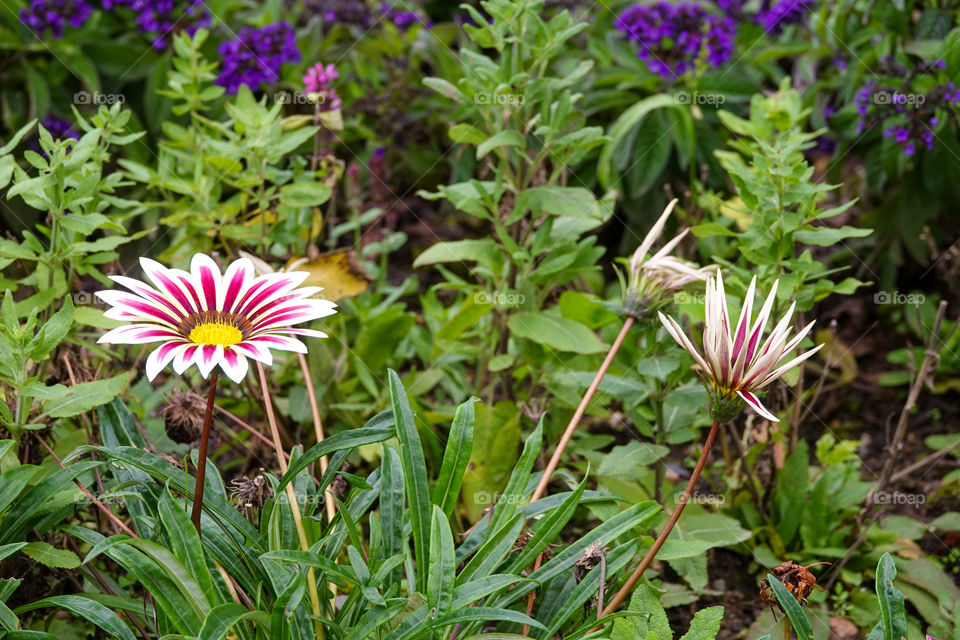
[719,196,752,231]
[288,249,371,301]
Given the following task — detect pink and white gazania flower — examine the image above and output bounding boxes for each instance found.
[95,254,337,383]
[624,198,712,317]
[658,269,823,422]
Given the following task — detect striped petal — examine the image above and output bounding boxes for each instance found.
[219,348,250,383]
[146,341,189,381]
[736,390,779,422]
[99,324,185,345]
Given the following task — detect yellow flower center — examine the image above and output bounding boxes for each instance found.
[189,321,244,346]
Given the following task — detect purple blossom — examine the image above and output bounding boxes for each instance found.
[615,3,735,80]
[756,0,813,34]
[106,0,210,49]
[303,62,342,110]
[381,4,430,28]
[29,116,78,155]
[217,22,301,94]
[19,0,93,37]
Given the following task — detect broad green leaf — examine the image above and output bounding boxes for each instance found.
[158,487,216,603]
[476,130,525,160]
[793,226,872,246]
[280,181,332,207]
[508,311,607,354]
[43,373,127,418]
[678,605,724,640]
[874,553,907,640]
[20,542,80,569]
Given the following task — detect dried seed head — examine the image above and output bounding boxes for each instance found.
[161,391,206,444]
[573,542,608,583]
[230,472,272,520]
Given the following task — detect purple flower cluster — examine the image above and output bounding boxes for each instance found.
[854,72,959,156]
[303,62,342,110]
[105,0,210,49]
[19,0,92,37]
[217,22,301,94]
[382,4,430,29]
[616,3,735,79]
[299,0,373,27]
[756,0,813,34]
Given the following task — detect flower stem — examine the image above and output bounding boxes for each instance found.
[256,362,325,640]
[190,372,218,534]
[530,316,635,503]
[600,420,720,617]
[297,353,336,524]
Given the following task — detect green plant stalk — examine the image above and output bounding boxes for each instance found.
[600,420,720,617]
[190,372,218,532]
[256,362,325,640]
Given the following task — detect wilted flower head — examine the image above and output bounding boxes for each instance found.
[658,270,823,422]
[217,22,301,93]
[624,199,712,318]
[96,254,336,383]
[19,0,93,37]
[615,2,735,79]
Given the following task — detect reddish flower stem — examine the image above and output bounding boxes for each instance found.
[530,316,635,503]
[600,420,720,618]
[190,372,219,534]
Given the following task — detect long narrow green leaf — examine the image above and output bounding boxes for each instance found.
[379,446,405,584]
[767,575,812,640]
[432,398,477,518]
[487,416,543,534]
[388,369,431,592]
[536,542,635,639]
[278,418,395,490]
[0,466,39,516]
[451,574,528,610]
[14,595,135,640]
[0,543,27,564]
[158,486,216,604]
[0,461,100,543]
[457,512,525,584]
[427,505,455,616]
[198,603,271,640]
[505,474,586,574]
[492,502,659,609]
[342,599,407,640]
[65,525,204,634]
[0,598,18,631]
